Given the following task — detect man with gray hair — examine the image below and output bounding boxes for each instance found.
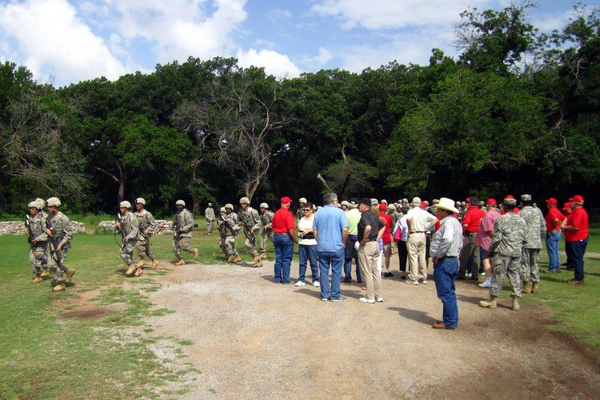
[313,193,349,302]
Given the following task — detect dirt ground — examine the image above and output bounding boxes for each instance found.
[131,255,600,399]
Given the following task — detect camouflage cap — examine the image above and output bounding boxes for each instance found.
[36,198,46,208]
[220,207,226,212]
[381,199,388,204]
[521,194,532,201]
[239,197,250,204]
[176,200,185,206]
[504,198,517,206]
[135,198,146,205]
[259,202,269,209]
[28,201,40,209]
[299,198,307,204]
[225,203,234,210]
[388,204,396,210]
[47,197,61,207]
[120,201,132,209]
[208,202,212,207]
[370,198,379,205]
[432,199,440,204]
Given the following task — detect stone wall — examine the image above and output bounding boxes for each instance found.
[97,220,173,235]
[0,220,86,236]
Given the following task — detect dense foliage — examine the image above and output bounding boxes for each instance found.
[1,4,598,216]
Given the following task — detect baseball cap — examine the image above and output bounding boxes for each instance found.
[280,196,292,204]
[379,203,387,211]
[420,201,427,209]
[505,195,515,200]
[562,202,571,211]
[358,197,371,206]
[569,195,584,204]
[486,198,497,205]
[545,198,557,205]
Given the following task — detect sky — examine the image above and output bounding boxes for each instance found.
[0,0,593,87]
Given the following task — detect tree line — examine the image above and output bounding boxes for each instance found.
[1,3,599,217]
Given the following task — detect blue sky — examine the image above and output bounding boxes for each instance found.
[0,0,592,86]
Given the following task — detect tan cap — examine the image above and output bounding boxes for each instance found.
[135,198,146,205]
[47,197,61,207]
[36,198,46,208]
[28,201,40,209]
[239,197,250,204]
[225,203,234,210]
[299,198,307,204]
[176,200,185,206]
[260,203,269,209]
[120,201,132,209]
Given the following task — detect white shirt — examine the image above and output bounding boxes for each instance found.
[393,215,409,242]
[298,216,317,246]
[430,216,463,258]
[407,207,438,232]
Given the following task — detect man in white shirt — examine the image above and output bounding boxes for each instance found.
[406,197,438,285]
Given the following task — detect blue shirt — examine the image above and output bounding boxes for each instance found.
[313,205,349,253]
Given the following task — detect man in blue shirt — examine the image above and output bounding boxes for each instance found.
[313,193,349,302]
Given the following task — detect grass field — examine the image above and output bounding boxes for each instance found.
[0,219,598,397]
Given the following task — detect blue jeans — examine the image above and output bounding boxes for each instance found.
[570,238,588,280]
[433,257,459,329]
[546,231,561,270]
[299,244,318,282]
[273,234,294,283]
[319,248,344,300]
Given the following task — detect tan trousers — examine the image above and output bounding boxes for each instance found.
[358,241,382,300]
[408,233,427,281]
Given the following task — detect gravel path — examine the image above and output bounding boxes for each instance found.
[142,257,600,399]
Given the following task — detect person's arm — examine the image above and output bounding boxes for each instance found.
[287,213,296,242]
[461,211,470,233]
[406,218,412,234]
[342,227,348,247]
[489,220,503,253]
[563,212,580,231]
[360,225,372,246]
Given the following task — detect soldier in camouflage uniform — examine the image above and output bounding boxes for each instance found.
[519,194,547,294]
[296,198,307,221]
[239,197,263,267]
[259,203,274,259]
[388,203,400,227]
[26,201,49,284]
[220,203,241,263]
[116,201,141,277]
[480,197,526,311]
[134,198,159,271]
[173,200,199,266]
[205,203,216,235]
[45,197,76,292]
[36,198,51,277]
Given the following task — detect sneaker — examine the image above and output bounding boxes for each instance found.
[331,296,347,302]
[406,280,419,285]
[375,297,384,302]
[295,281,305,287]
[359,297,376,304]
[321,297,329,302]
[479,277,492,288]
[313,281,320,287]
[421,280,428,284]
[466,272,472,278]
[383,271,394,277]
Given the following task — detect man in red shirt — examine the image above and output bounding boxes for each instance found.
[545,198,565,273]
[379,203,394,277]
[563,195,588,284]
[272,197,296,284]
[458,196,486,281]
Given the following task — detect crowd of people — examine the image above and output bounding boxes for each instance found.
[24,193,590,330]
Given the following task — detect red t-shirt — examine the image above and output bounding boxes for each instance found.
[272,207,295,233]
[564,207,589,242]
[462,206,486,233]
[501,207,520,215]
[379,212,393,244]
[546,207,566,232]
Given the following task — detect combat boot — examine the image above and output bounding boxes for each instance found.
[136,259,146,268]
[65,268,77,284]
[227,255,234,263]
[31,276,43,284]
[254,256,263,268]
[175,258,185,266]
[479,296,497,309]
[512,297,520,311]
[125,264,136,276]
[531,282,539,294]
[261,253,267,260]
[40,269,50,277]
[233,256,242,263]
[193,248,199,260]
[522,281,532,294]
[249,257,257,266]
[53,283,65,292]
[151,259,159,269]
[134,267,144,277]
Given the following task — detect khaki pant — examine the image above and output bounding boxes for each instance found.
[135,239,155,261]
[459,234,480,277]
[358,241,382,300]
[173,236,194,259]
[407,233,427,281]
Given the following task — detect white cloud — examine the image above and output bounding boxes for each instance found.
[104,0,248,64]
[266,8,291,22]
[532,10,572,33]
[311,0,491,30]
[300,47,333,69]
[0,0,126,84]
[236,48,301,78]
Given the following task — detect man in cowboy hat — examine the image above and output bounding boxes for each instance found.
[430,198,463,329]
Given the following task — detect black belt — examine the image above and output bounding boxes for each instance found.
[440,256,457,259]
[410,231,425,234]
[274,233,288,235]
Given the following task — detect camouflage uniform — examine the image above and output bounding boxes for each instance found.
[135,209,157,262]
[239,207,261,258]
[260,210,274,254]
[119,212,140,266]
[173,208,195,260]
[36,198,50,273]
[205,206,215,234]
[519,205,546,283]
[46,211,73,283]
[220,211,240,258]
[27,212,48,276]
[489,212,526,298]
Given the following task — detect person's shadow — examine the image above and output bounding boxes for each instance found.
[388,306,436,325]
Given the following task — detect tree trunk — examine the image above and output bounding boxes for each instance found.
[193,197,200,214]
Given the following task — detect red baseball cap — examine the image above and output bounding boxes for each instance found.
[420,201,427,209]
[486,198,497,205]
[569,195,584,204]
[562,202,571,211]
[545,198,558,205]
[379,203,387,211]
[505,194,515,200]
[280,196,292,204]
